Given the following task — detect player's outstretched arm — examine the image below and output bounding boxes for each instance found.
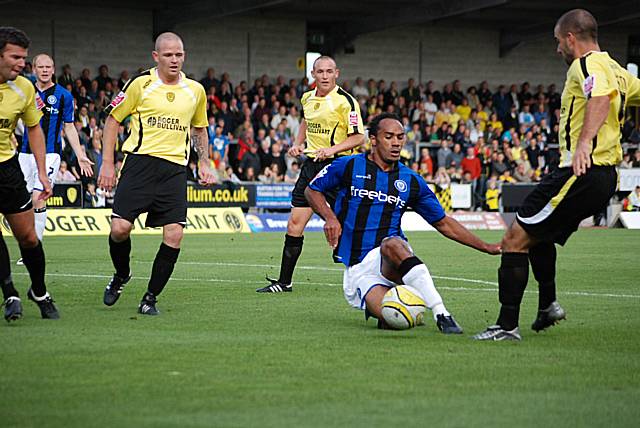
[26,124,52,200]
[63,122,94,177]
[314,132,364,162]
[288,119,307,157]
[98,115,120,192]
[305,187,341,249]
[432,215,501,255]
[192,126,216,186]
[572,95,609,176]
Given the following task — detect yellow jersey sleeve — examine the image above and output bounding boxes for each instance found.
[108,76,143,123]
[191,83,208,128]
[625,73,640,106]
[336,88,363,135]
[581,55,616,99]
[21,82,43,127]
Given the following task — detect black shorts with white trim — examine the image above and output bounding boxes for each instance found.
[0,155,33,215]
[516,165,617,245]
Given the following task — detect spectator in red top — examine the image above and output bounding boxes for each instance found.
[461,147,482,180]
[418,147,433,177]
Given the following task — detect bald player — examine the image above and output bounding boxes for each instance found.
[257,56,365,293]
[474,9,640,341]
[98,32,215,315]
[17,53,93,263]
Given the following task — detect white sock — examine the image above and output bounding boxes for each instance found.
[29,290,50,301]
[34,208,47,241]
[402,263,450,320]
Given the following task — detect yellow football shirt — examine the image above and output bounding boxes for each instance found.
[558,51,640,167]
[107,67,208,166]
[0,76,42,162]
[300,85,363,158]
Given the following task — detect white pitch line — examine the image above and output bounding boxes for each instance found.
[14,268,640,300]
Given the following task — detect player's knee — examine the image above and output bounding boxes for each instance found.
[501,223,530,253]
[110,221,132,241]
[163,226,183,247]
[380,237,410,260]
[15,230,38,248]
[286,217,305,236]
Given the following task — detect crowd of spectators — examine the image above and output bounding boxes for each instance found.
[19,63,640,210]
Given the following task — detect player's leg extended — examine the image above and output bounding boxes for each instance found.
[474,221,535,341]
[5,209,59,319]
[379,237,462,334]
[0,232,22,321]
[529,242,566,332]
[257,207,313,293]
[104,218,133,306]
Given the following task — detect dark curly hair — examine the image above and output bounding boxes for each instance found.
[0,27,30,54]
[368,112,402,139]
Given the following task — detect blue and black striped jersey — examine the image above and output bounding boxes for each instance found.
[21,83,74,155]
[309,153,445,267]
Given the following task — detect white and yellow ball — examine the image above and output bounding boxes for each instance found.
[380,285,427,330]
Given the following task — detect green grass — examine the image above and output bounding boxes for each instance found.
[2,229,639,427]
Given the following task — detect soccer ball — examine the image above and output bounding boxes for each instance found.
[380,285,427,330]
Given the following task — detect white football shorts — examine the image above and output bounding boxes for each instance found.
[18,152,60,192]
[342,247,395,310]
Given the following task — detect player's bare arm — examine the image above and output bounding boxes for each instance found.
[288,119,307,157]
[305,186,341,249]
[572,95,610,176]
[431,215,501,255]
[192,126,216,185]
[98,115,120,191]
[26,124,51,200]
[314,132,365,162]
[63,122,93,177]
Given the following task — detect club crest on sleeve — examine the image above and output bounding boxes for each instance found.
[582,75,595,96]
[110,91,126,108]
[394,179,407,192]
[349,111,359,126]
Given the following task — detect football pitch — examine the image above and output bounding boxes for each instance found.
[2,229,639,427]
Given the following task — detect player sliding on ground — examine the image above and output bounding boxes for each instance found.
[305,113,501,332]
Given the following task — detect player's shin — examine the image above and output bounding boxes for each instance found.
[34,207,47,241]
[19,241,46,297]
[529,242,556,310]
[496,252,529,330]
[399,256,449,320]
[278,234,304,285]
[0,236,19,299]
[146,243,180,296]
[109,235,131,278]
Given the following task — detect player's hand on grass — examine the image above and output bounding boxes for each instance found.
[77,154,95,177]
[572,141,591,176]
[198,160,217,186]
[98,162,116,192]
[324,217,342,250]
[37,171,52,200]
[288,144,304,157]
